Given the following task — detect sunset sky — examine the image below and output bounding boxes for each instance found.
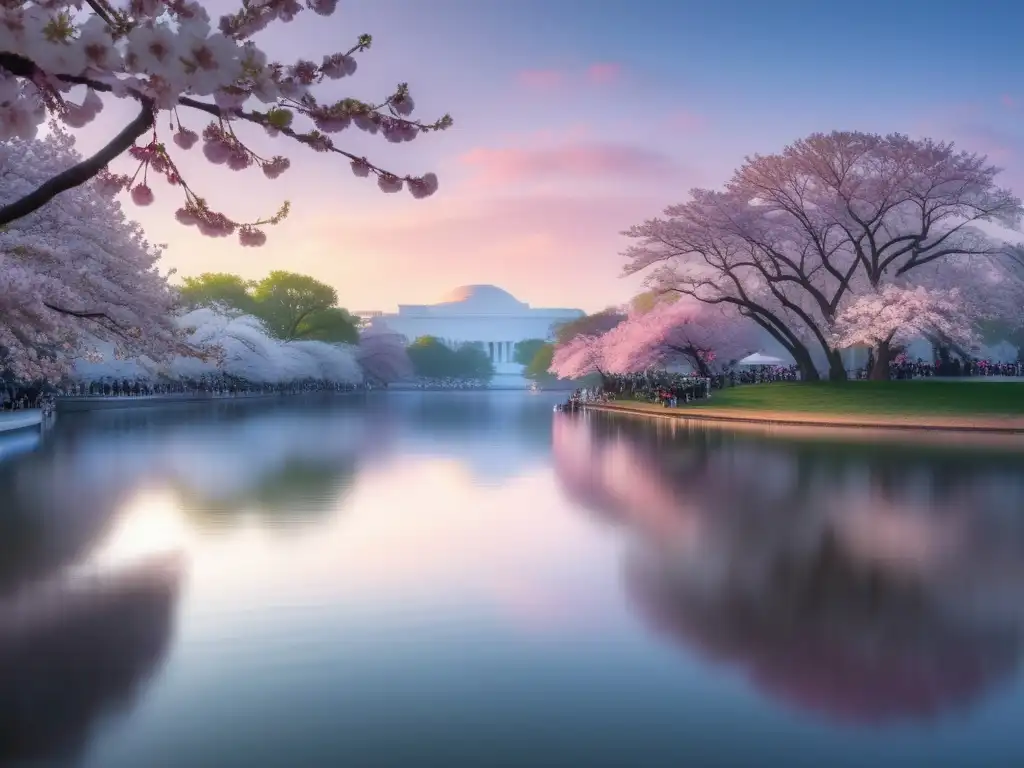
[73,0,1024,314]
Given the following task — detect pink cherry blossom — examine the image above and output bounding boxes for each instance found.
[622,131,1024,382]
[357,321,413,384]
[130,184,155,206]
[0,128,190,381]
[172,128,198,149]
[0,3,453,243]
[601,300,760,377]
[549,334,606,380]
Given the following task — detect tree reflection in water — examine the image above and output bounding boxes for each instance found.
[0,554,182,765]
[552,411,1024,724]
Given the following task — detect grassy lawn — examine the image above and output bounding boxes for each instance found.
[669,381,1024,416]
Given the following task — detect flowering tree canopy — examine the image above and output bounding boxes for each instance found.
[622,131,1023,380]
[601,300,760,377]
[356,321,411,384]
[166,307,361,383]
[830,285,980,365]
[74,306,362,384]
[0,128,185,381]
[0,1,451,244]
[548,333,605,380]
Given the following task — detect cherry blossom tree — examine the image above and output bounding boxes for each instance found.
[0,128,187,381]
[831,285,980,378]
[622,131,1023,381]
[548,333,605,380]
[76,306,361,384]
[356,321,411,384]
[161,306,360,383]
[601,300,760,378]
[0,1,451,244]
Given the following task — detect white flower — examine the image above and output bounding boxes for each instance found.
[77,15,122,71]
[124,22,179,76]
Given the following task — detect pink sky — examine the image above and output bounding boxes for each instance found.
[64,0,1024,314]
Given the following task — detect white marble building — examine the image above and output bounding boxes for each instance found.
[358,285,583,384]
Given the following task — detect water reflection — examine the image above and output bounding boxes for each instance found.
[0,554,182,765]
[553,412,1024,724]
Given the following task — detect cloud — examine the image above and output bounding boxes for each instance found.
[517,69,564,89]
[586,62,621,85]
[459,143,681,184]
[1001,94,1016,109]
[309,193,670,313]
[516,62,623,89]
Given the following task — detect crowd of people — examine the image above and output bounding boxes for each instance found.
[1,374,363,410]
[561,371,715,410]
[398,377,492,390]
[864,356,1024,380]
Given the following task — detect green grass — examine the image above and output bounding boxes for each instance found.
[669,381,1024,416]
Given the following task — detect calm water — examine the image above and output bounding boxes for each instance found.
[2,392,1024,767]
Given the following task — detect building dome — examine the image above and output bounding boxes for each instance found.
[435,284,526,311]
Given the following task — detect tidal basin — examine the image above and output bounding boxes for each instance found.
[2,392,1024,767]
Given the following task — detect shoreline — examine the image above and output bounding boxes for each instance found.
[586,401,1024,435]
[0,409,43,434]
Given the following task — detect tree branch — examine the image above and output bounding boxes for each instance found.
[0,100,154,227]
[43,302,113,320]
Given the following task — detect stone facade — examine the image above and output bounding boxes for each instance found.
[358,285,583,384]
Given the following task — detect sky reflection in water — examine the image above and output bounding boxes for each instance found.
[1,392,1023,767]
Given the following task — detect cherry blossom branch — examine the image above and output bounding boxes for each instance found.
[42,302,113,321]
[0,101,154,228]
[0,9,450,244]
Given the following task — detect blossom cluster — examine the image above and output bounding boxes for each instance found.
[0,1,451,244]
[548,300,759,380]
[0,128,189,381]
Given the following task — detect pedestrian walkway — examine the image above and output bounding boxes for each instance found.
[0,410,42,434]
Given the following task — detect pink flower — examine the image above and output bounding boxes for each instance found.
[131,184,155,206]
[350,158,371,178]
[262,156,290,179]
[238,226,267,247]
[407,172,438,199]
[377,173,402,193]
[173,129,198,149]
[202,139,231,164]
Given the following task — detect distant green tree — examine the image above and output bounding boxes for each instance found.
[407,337,495,380]
[452,342,495,381]
[250,271,352,341]
[179,272,258,314]
[524,342,554,381]
[553,308,625,345]
[178,270,359,343]
[514,338,547,366]
[407,336,455,378]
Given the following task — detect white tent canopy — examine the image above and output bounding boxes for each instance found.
[737,352,786,366]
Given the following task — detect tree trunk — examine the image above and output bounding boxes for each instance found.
[826,349,848,381]
[789,346,819,381]
[869,340,892,381]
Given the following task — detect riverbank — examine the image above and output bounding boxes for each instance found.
[55,390,359,414]
[589,381,1024,433]
[0,410,43,434]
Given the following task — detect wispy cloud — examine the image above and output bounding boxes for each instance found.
[665,110,708,133]
[517,69,565,90]
[586,62,621,84]
[1001,94,1017,109]
[516,62,623,90]
[459,143,680,184]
